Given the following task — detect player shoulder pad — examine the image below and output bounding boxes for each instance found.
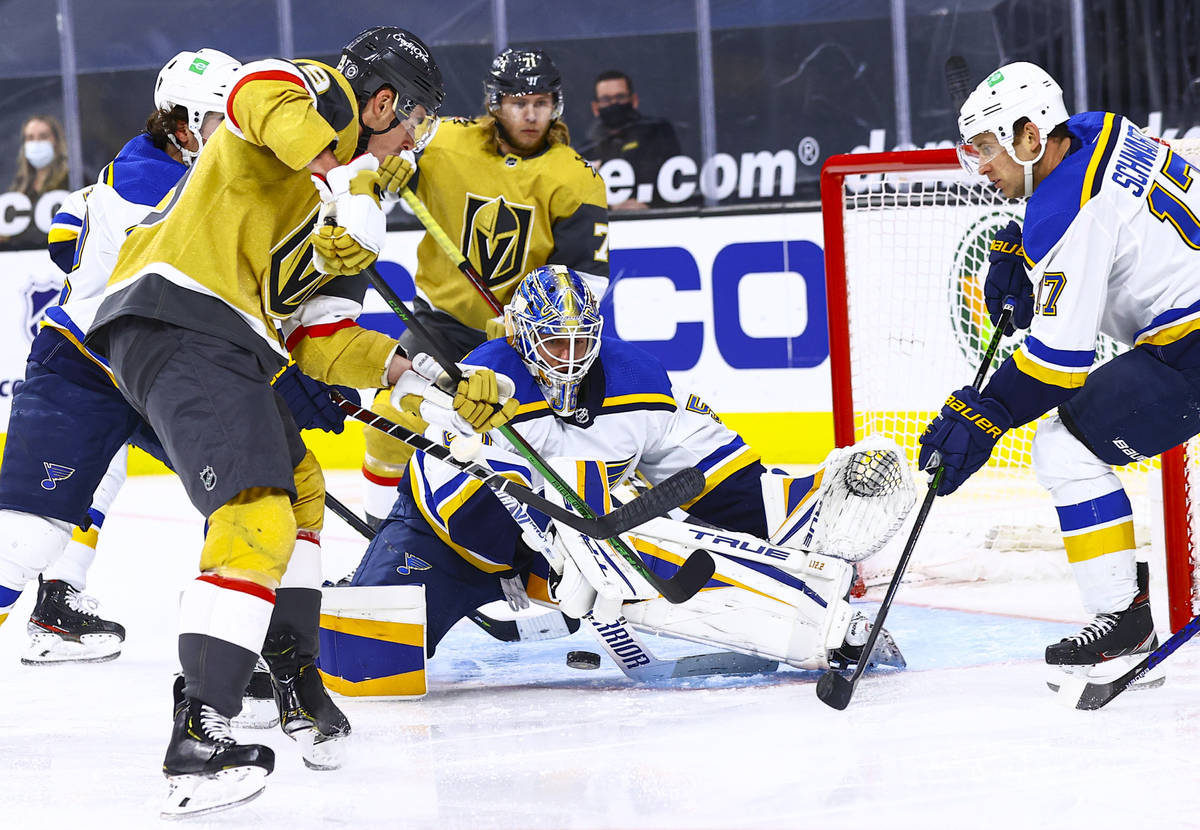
[101,133,186,208]
[597,338,673,400]
[294,59,357,134]
[1023,112,1127,264]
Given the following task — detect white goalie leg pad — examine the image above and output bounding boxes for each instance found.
[623,529,856,669]
[766,436,917,562]
[0,510,73,591]
[316,584,428,698]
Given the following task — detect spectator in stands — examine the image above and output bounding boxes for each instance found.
[1,114,69,248]
[579,70,681,210]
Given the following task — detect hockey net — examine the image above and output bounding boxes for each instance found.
[822,148,1200,632]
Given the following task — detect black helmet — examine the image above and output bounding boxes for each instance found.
[484,48,563,120]
[339,27,445,149]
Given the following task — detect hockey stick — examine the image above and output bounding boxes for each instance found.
[587,617,779,681]
[398,187,504,315]
[816,303,1013,710]
[361,265,713,604]
[323,493,376,540]
[332,391,707,553]
[467,606,581,642]
[1062,612,1200,710]
[320,487,583,643]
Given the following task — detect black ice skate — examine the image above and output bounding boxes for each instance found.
[829,610,906,672]
[263,631,351,770]
[22,575,126,665]
[1045,564,1163,693]
[231,657,280,729]
[1046,562,1157,666]
[162,676,275,819]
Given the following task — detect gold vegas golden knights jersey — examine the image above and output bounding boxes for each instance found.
[87,59,398,390]
[412,117,610,330]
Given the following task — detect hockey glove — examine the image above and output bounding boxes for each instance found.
[311,155,385,276]
[985,220,1034,336]
[390,352,519,435]
[271,363,361,433]
[917,386,1013,496]
[377,152,416,195]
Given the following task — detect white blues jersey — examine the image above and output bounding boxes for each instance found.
[987,112,1200,423]
[41,134,187,376]
[402,337,810,576]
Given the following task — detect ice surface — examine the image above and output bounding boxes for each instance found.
[1,473,1198,829]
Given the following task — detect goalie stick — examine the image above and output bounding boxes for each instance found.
[360,265,715,604]
[817,303,1014,710]
[587,617,779,681]
[331,391,713,602]
[1060,612,1200,710]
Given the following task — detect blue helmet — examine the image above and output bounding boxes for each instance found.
[507,265,602,416]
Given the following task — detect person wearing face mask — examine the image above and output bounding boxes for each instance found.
[1,114,70,247]
[579,70,681,210]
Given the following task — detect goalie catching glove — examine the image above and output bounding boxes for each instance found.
[311,155,386,276]
[390,352,518,434]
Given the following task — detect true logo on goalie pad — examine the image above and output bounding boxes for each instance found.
[683,527,793,563]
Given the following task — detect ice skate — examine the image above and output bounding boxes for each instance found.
[263,631,351,770]
[828,610,906,672]
[161,677,275,819]
[231,657,280,729]
[22,575,125,665]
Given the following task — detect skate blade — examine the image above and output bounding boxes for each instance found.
[1046,657,1166,693]
[291,727,348,771]
[231,697,281,730]
[160,766,267,819]
[20,632,122,665]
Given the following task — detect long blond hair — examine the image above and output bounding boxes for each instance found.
[10,114,68,197]
[477,111,570,155]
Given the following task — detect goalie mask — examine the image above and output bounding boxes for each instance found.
[484,48,564,121]
[154,49,243,166]
[507,265,602,417]
[956,61,1069,198]
[339,26,445,153]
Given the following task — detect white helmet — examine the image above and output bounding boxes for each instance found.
[154,48,242,165]
[956,61,1069,196]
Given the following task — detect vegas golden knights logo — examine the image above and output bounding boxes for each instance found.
[462,193,534,287]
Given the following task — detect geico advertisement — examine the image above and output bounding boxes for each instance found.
[0,212,833,458]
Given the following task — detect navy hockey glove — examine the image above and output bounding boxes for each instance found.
[272,363,360,433]
[917,386,1013,496]
[985,220,1034,336]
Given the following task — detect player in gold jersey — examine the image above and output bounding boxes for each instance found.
[361,47,611,526]
[81,27,515,817]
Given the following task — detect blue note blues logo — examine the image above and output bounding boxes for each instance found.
[41,462,75,490]
[395,552,431,576]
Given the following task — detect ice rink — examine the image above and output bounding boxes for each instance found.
[1,472,1198,829]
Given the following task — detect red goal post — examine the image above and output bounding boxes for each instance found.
[821,148,1198,633]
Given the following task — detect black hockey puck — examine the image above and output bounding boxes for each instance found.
[566,650,601,670]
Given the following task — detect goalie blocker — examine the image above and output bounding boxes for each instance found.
[318,439,914,692]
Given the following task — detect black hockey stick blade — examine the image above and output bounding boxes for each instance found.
[593,467,706,537]
[654,548,716,604]
[1072,612,1200,709]
[945,55,972,110]
[467,608,581,642]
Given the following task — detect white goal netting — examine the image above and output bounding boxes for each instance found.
[825,153,1198,624]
